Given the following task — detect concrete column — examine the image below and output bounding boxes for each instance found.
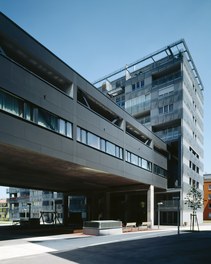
[105,192,110,219]
[63,193,68,226]
[147,185,154,227]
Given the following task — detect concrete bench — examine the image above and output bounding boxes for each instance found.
[12,219,20,225]
[83,220,122,236]
[125,222,136,231]
[138,221,151,230]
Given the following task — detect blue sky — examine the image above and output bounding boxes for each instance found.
[0,0,211,197]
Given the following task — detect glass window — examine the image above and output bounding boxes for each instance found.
[208,194,211,200]
[59,119,66,135]
[164,105,168,113]
[66,122,72,138]
[77,127,81,141]
[142,159,148,170]
[106,142,116,156]
[169,104,173,112]
[1,91,23,117]
[81,129,87,144]
[126,151,131,162]
[131,153,138,165]
[138,157,142,167]
[208,185,211,190]
[100,139,106,152]
[119,148,123,159]
[115,146,120,158]
[38,109,58,132]
[159,107,163,114]
[24,103,34,121]
[87,132,100,149]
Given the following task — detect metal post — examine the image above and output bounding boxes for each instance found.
[173,197,180,235]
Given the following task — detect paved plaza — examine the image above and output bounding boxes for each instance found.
[0,223,211,263]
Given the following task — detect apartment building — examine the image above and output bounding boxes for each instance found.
[8,187,86,224]
[0,199,9,221]
[96,40,204,225]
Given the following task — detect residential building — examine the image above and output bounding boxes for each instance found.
[204,174,211,220]
[0,199,9,221]
[0,12,168,226]
[8,187,86,224]
[95,40,204,225]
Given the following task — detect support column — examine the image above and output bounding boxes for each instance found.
[63,193,69,226]
[105,192,110,219]
[147,185,154,227]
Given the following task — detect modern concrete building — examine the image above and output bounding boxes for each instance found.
[0,12,168,226]
[95,40,204,225]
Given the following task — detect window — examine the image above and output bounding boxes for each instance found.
[100,139,106,152]
[158,104,174,115]
[59,119,66,135]
[131,153,138,165]
[0,90,23,117]
[106,141,116,156]
[159,107,163,114]
[208,194,211,200]
[87,132,100,149]
[158,85,174,97]
[208,204,211,209]
[208,185,211,190]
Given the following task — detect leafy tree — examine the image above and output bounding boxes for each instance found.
[184,186,203,230]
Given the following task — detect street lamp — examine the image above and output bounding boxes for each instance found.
[157,202,163,229]
[173,196,180,235]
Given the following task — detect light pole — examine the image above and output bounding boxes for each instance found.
[157,202,163,229]
[173,197,180,235]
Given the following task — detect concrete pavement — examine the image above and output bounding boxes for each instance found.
[0,223,211,263]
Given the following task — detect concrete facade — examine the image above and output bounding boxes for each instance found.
[0,13,168,225]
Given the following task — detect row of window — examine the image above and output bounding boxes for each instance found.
[132,80,145,91]
[125,150,167,177]
[0,87,73,138]
[1,87,166,178]
[189,161,200,174]
[77,127,123,159]
[158,104,173,114]
[189,146,199,159]
[189,178,199,188]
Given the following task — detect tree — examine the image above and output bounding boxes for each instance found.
[184,186,203,231]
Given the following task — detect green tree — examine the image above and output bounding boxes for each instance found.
[184,186,203,230]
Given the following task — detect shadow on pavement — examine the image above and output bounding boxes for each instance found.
[0,225,77,241]
[51,231,211,264]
